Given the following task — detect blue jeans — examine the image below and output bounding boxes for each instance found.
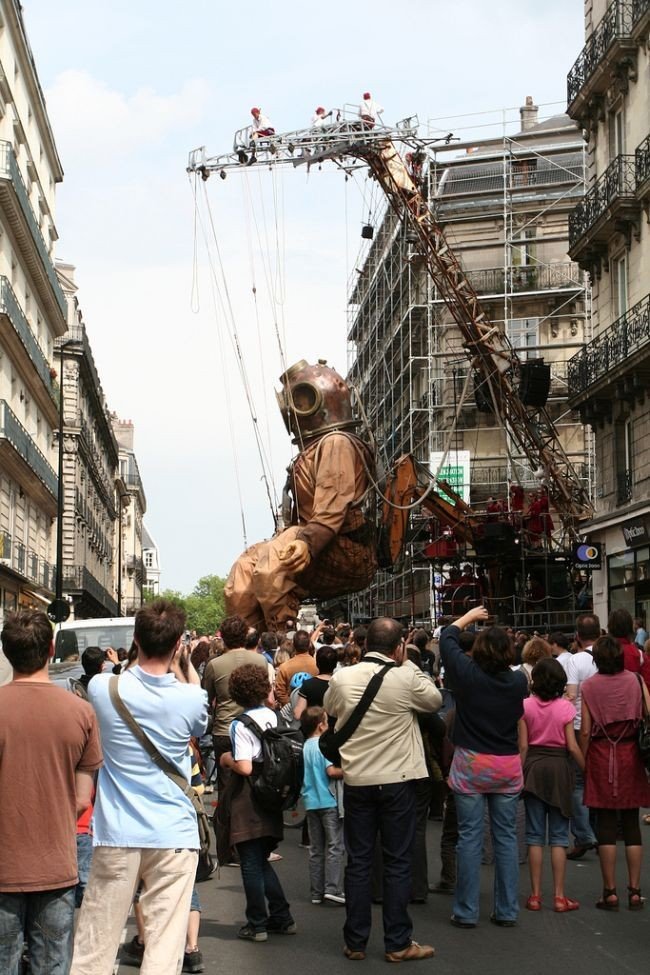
[236,837,292,933]
[0,887,75,975]
[306,807,344,897]
[453,792,520,924]
[343,781,416,953]
[570,760,596,846]
[524,795,570,847]
[75,833,93,908]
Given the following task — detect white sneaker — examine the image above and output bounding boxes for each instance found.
[311,897,323,904]
[324,892,346,905]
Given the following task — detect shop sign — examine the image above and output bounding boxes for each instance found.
[573,543,602,571]
[621,517,649,548]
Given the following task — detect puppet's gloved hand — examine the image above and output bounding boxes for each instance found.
[278,539,311,573]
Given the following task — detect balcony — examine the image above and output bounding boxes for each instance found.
[462,262,583,299]
[0,399,58,512]
[637,133,650,201]
[0,527,56,593]
[617,469,633,505]
[0,141,67,327]
[62,564,118,617]
[567,0,646,125]
[127,554,144,579]
[0,276,58,415]
[568,155,640,269]
[567,292,650,411]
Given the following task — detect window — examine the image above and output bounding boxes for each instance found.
[612,253,628,320]
[512,227,536,267]
[616,416,634,504]
[509,318,538,361]
[609,107,625,158]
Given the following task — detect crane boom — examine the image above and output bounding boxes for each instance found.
[188,115,593,541]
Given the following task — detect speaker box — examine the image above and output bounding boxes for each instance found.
[474,377,494,413]
[519,359,551,408]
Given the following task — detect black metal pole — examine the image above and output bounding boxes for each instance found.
[55,343,65,603]
[117,498,123,617]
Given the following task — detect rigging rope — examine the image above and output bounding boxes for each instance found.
[193,174,279,525]
[188,174,248,544]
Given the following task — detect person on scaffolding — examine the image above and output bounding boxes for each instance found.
[311,106,332,128]
[359,92,383,128]
[224,360,377,632]
[250,107,275,139]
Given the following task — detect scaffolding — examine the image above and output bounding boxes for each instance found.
[345,101,594,629]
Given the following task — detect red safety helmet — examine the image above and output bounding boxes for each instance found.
[250,107,260,116]
[363,91,371,100]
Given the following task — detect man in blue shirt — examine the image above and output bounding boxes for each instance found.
[70,600,208,975]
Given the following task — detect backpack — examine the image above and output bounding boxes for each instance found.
[237,713,304,812]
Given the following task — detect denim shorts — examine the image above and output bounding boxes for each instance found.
[524,793,569,847]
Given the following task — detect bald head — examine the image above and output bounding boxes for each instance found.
[366,617,403,657]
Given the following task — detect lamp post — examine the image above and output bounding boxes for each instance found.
[48,339,76,624]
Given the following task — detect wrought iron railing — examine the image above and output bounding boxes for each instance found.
[567,292,650,395]
[0,276,57,406]
[123,455,143,494]
[636,133,650,190]
[617,469,633,504]
[62,564,118,616]
[567,0,636,106]
[0,526,55,590]
[127,555,144,577]
[568,154,636,250]
[464,261,583,297]
[0,399,58,498]
[0,141,67,317]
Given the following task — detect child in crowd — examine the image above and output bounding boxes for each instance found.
[219,664,294,942]
[300,706,345,905]
[518,657,584,912]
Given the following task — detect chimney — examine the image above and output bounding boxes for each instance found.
[520,95,538,132]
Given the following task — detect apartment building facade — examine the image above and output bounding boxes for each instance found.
[566,0,650,625]
[346,100,591,625]
[112,416,146,615]
[0,0,67,623]
[55,263,119,617]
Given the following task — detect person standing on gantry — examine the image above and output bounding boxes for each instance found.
[225,360,377,631]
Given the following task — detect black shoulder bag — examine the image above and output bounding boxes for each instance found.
[108,676,215,879]
[319,662,395,766]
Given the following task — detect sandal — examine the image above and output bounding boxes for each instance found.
[628,887,645,911]
[525,894,542,911]
[554,896,579,913]
[596,888,619,912]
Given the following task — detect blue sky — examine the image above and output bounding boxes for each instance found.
[23,0,585,593]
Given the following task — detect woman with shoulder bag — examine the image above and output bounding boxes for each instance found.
[580,635,650,911]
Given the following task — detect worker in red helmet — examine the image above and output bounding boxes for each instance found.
[359,92,383,128]
[311,105,332,129]
[250,106,275,139]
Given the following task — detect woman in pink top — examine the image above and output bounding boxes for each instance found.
[519,658,583,913]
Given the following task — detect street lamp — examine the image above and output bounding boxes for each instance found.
[48,338,77,625]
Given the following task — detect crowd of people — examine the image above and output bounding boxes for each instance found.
[1,601,650,973]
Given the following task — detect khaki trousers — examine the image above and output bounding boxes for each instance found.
[70,846,197,975]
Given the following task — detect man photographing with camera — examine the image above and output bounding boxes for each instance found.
[70,599,208,975]
[323,617,442,963]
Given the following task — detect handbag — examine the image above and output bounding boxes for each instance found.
[108,676,215,877]
[319,661,395,766]
[636,674,650,776]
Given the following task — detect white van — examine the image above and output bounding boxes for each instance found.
[53,617,136,662]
